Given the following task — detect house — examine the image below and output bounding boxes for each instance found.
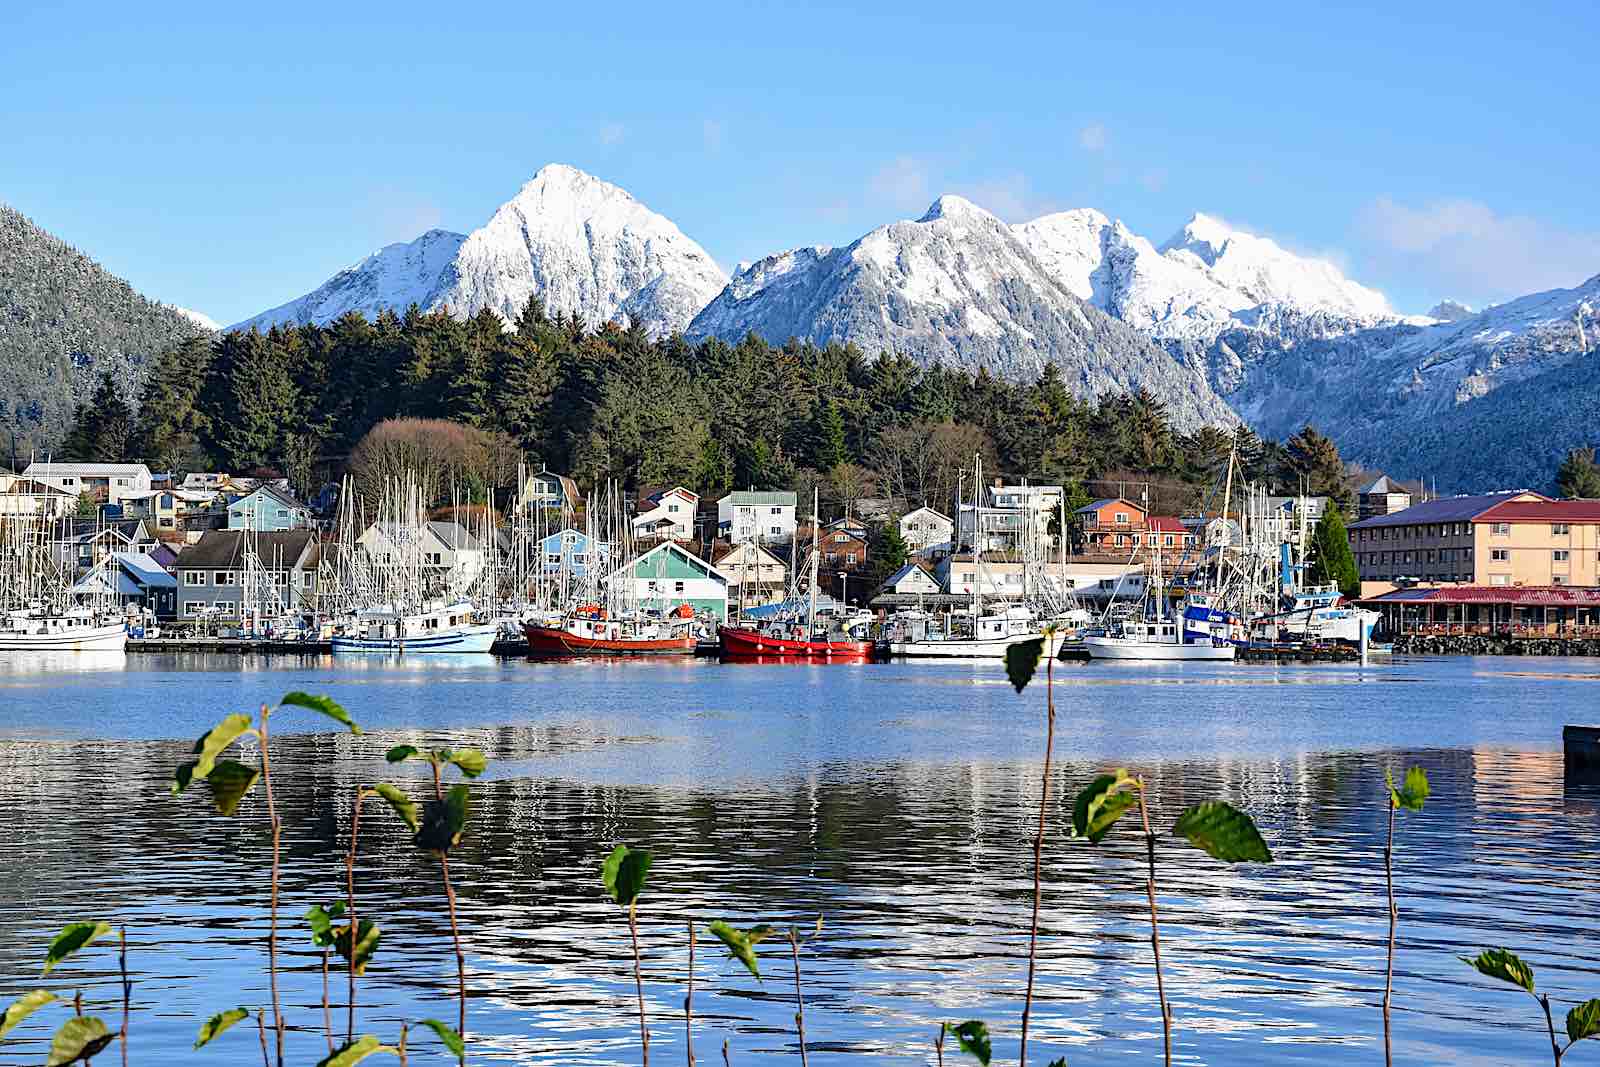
[714,541,789,606]
[537,529,611,577]
[1075,498,1148,553]
[937,553,1027,597]
[53,520,161,575]
[632,487,698,542]
[1183,514,1242,549]
[519,469,582,513]
[899,507,954,553]
[957,483,1064,552]
[70,551,179,618]
[121,487,217,533]
[611,541,729,620]
[0,476,78,518]
[1346,491,1548,586]
[174,529,320,620]
[1259,496,1330,552]
[878,561,941,596]
[1142,516,1199,560]
[23,462,153,507]
[819,525,869,570]
[1359,475,1413,519]
[357,521,485,592]
[182,472,231,492]
[228,484,314,531]
[717,490,798,545]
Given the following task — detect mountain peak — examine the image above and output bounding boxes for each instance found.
[1427,299,1474,322]
[918,194,991,223]
[1164,212,1239,264]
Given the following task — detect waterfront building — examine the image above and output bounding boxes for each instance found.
[632,487,698,542]
[70,550,179,618]
[611,540,729,620]
[1361,584,1600,635]
[1359,475,1413,519]
[713,540,788,605]
[820,523,869,569]
[537,528,610,577]
[717,490,797,545]
[181,472,231,492]
[898,507,954,553]
[23,462,153,507]
[1344,490,1600,586]
[175,530,319,619]
[957,482,1063,553]
[1075,497,1148,552]
[1259,496,1329,553]
[227,484,313,531]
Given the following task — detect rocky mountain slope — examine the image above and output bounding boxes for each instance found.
[0,204,205,451]
[232,165,727,338]
[688,196,1237,430]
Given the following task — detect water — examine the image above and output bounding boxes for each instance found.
[1,652,1598,1065]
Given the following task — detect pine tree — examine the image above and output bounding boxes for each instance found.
[59,371,134,461]
[1556,447,1600,498]
[1307,508,1360,598]
[868,519,910,586]
[1285,424,1354,512]
[811,400,848,470]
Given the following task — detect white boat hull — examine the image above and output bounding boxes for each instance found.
[331,624,498,654]
[1082,636,1235,661]
[889,632,1045,658]
[0,622,129,652]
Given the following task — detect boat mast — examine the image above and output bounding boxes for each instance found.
[808,486,819,635]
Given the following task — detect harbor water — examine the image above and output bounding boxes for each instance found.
[1,653,1598,1064]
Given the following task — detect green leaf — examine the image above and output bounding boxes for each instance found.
[950,1020,991,1066]
[193,1007,249,1049]
[0,990,58,1039]
[316,1035,399,1067]
[305,902,347,948]
[46,1016,113,1066]
[204,759,260,816]
[385,744,420,764]
[1461,948,1536,994]
[1388,766,1430,811]
[1070,770,1138,843]
[415,1019,464,1058]
[280,691,362,734]
[707,921,776,980]
[1005,637,1047,694]
[1172,801,1274,864]
[601,844,653,908]
[443,748,487,778]
[332,919,380,977]
[374,783,419,833]
[177,712,255,790]
[42,921,113,976]
[1045,1061,1067,1067]
[1567,999,1600,1043]
[416,784,470,854]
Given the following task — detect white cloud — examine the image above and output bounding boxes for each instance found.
[1359,196,1600,299]
[867,156,932,213]
[702,119,725,151]
[596,121,626,146]
[1078,122,1108,152]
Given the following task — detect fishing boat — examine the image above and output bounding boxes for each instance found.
[331,601,497,653]
[0,515,129,652]
[1256,583,1380,646]
[0,608,127,651]
[523,605,696,656]
[1082,618,1236,660]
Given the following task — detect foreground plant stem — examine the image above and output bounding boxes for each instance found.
[628,906,650,1066]
[1018,635,1056,1067]
[259,706,285,1067]
[1383,797,1397,1067]
[934,1023,945,1067]
[1540,994,1562,1065]
[685,921,696,1067]
[255,1009,270,1067]
[789,927,810,1067]
[1137,783,1172,1067]
[432,762,467,1062]
[320,946,333,1053]
[346,785,366,1043]
[119,926,130,1067]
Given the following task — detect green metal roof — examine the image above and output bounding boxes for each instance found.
[722,491,797,506]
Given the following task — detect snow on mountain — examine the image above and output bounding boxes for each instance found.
[1426,299,1474,322]
[689,195,1237,430]
[171,306,220,331]
[231,165,726,337]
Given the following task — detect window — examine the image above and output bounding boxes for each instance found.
[1114,512,1129,525]
[1490,574,1510,586]
[183,600,203,616]
[214,601,235,615]
[213,571,234,585]
[834,533,849,543]
[770,507,782,515]
[184,571,206,586]
[1553,523,1571,535]
[769,526,781,536]
[1554,575,1568,585]
[667,504,680,513]
[1492,523,1510,535]
[1554,550,1570,562]
[1491,549,1509,561]
[1163,535,1174,546]
[674,581,685,594]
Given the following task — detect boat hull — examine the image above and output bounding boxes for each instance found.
[331,624,498,654]
[717,626,875,660]
[0,622,128,652]
[522,624,695,656]
[1082,637,1236,661]
[888,632,1045,658]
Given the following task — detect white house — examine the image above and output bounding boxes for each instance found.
[610,541,729,620]
[714,540,789,606]
[24,462,153,507]
[358,520,485,593]
[898,507,953,552]
[0,476,78,517]
[879,561,942,596]
[957,483,1064,553]
[717,490,797,545]
[632,487,698,541]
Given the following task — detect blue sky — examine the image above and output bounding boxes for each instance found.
[4,0,1597,325]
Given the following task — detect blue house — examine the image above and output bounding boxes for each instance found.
[228,485,313,532]
[539,528,611,577]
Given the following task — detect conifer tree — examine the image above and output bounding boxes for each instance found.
[811,400,848,470]
[1308,507,1360,598]
[1556,447,1600,498]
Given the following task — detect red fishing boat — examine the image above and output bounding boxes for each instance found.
[523,605,696,656]
[716,623,875,659]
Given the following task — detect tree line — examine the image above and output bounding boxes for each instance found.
[63,296,1358,516]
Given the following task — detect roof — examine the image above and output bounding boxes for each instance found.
[1475,499,1600,523]
[176,530,319,568]
[24,462,152,478]
[426,521,479,551]
[1075,497,1142,514]
[901,506,952,523]
[1,477,78,497]
[1361,585,1600,607]
[721,490,797,507]
[1147,516,1188,533]
[230,483,306,510]
[1362,475,1405,494]
[713,541,786,566]
[1348,491,1542,529]
[883,562,937,587]
[114,552,177,588]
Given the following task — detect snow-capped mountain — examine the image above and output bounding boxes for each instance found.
[170,306,221,331]
[1426,299,1474,323]
[689,196,1237,429]
[231,165,727,338]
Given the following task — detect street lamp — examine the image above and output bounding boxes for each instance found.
[839,571,849,608]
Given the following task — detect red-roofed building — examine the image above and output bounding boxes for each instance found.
[1359,584,1600,636]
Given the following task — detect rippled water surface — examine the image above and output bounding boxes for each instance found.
[2,652,1598,1065]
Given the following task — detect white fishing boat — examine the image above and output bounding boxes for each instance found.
[331,601,497,653]
[0,609,127,652]
[890,605,1045,657]
[1083,618,1235,660]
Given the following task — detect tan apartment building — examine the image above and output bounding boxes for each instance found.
[1349,491,1600,586]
